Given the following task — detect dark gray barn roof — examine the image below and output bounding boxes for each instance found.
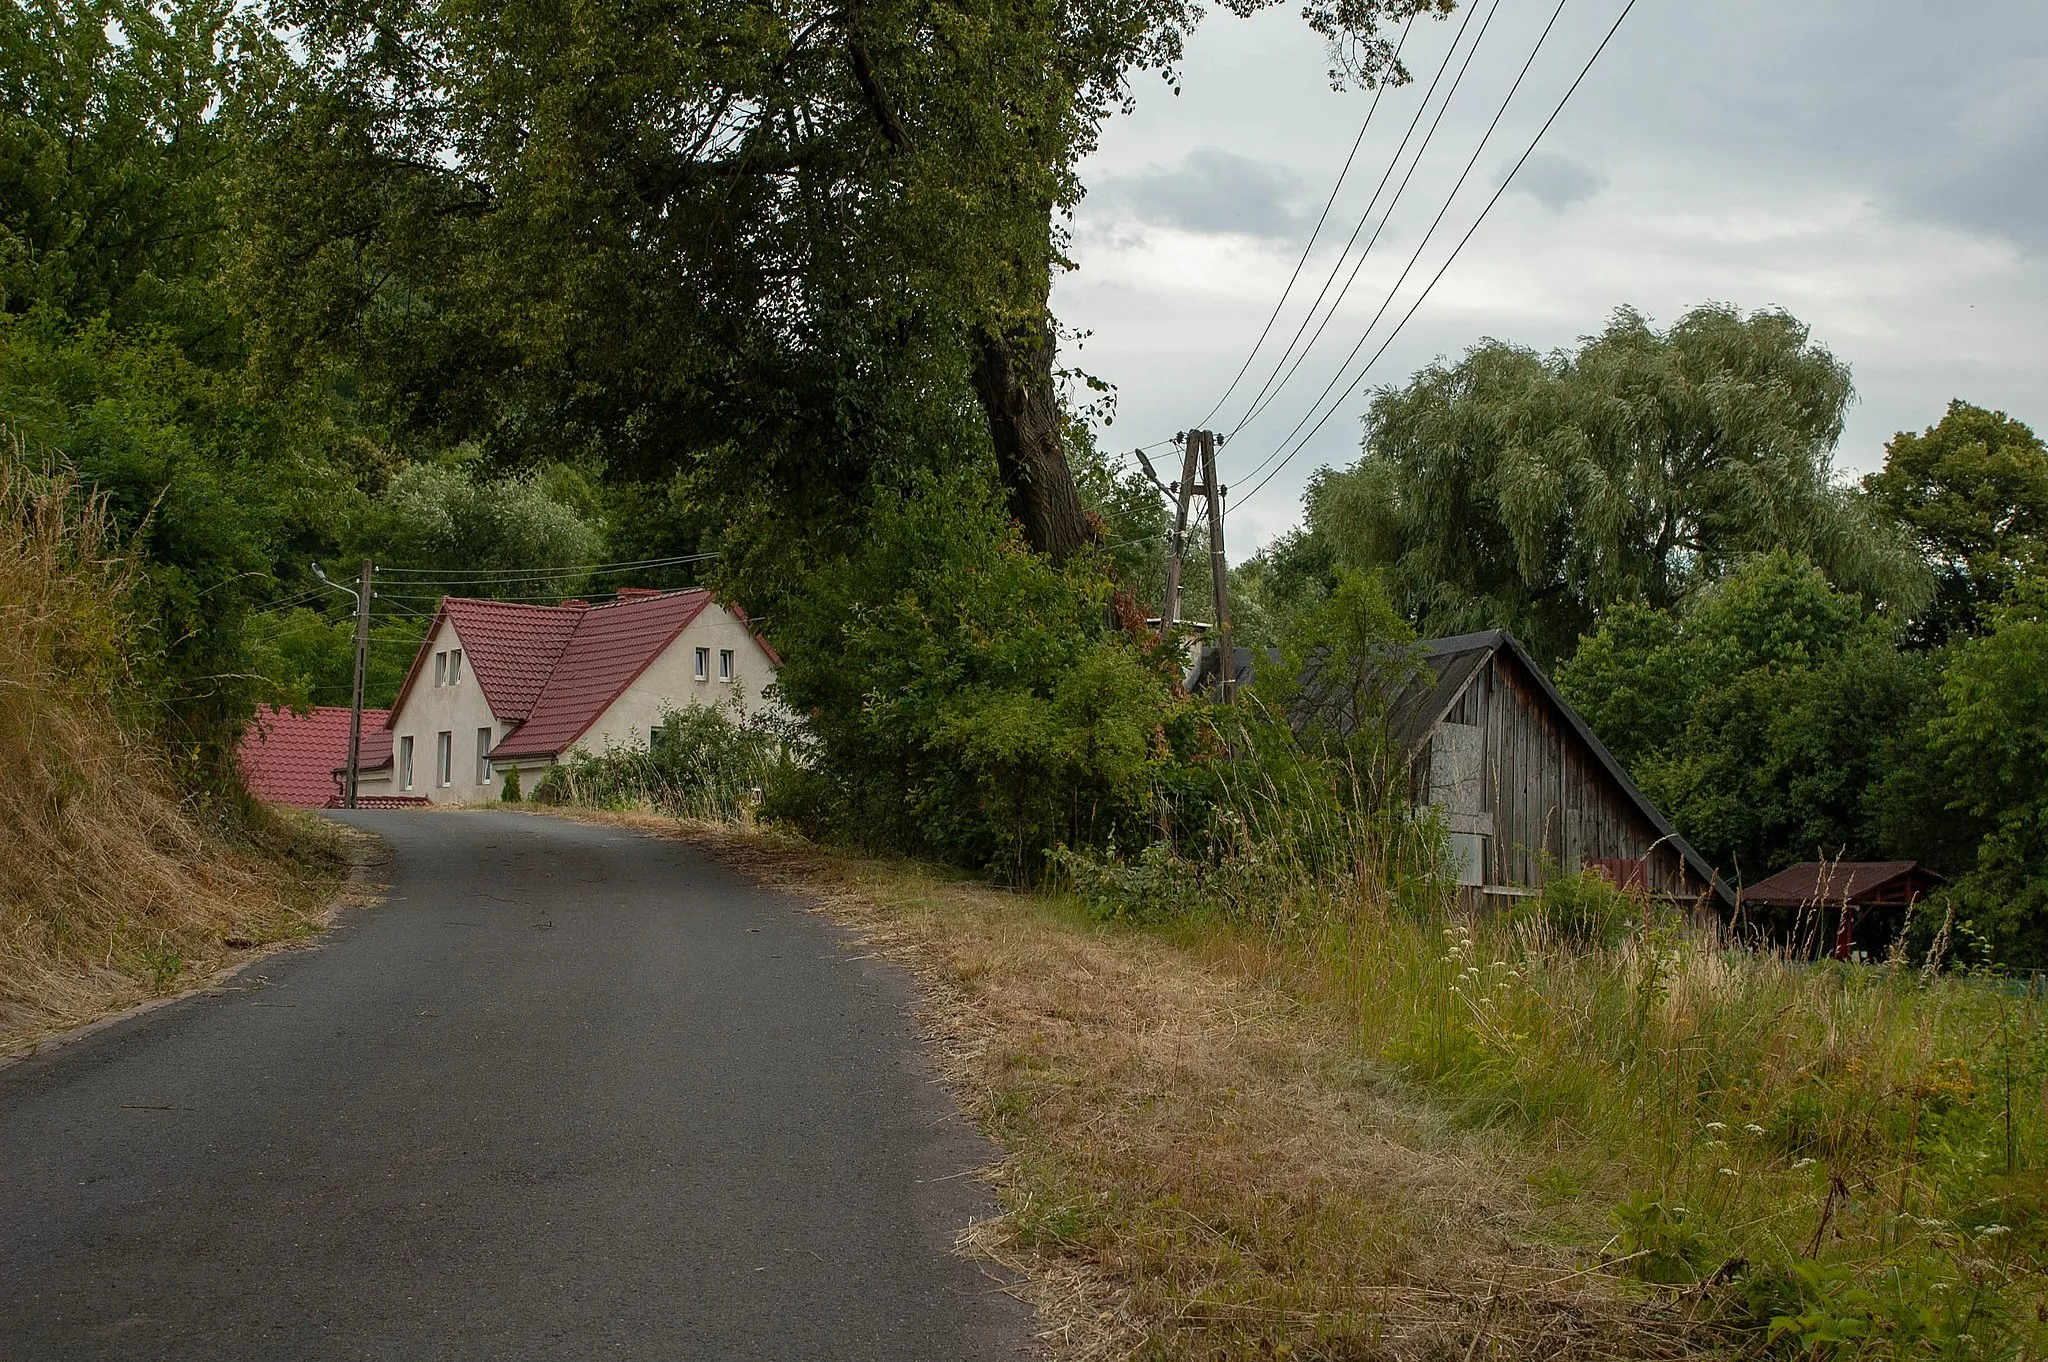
[1198,630,1733,905]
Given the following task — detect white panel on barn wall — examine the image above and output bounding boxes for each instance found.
[1427,722,1489,836]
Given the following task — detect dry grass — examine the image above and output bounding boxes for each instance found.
[0,457,353,1052]
[553,809,1706,1360]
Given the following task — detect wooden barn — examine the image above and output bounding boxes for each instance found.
[1206,630,1731,907]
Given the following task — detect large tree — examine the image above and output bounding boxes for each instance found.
[239,0,1446,577]
[1300,304,1927,663]
[1556,551,1934,884]
[1863,399,2048,648]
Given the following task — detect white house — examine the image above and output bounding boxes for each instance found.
[350,587,780,804]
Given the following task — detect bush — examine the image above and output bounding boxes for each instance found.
[535,701,784,823]
[763,468,1193,880]
[499,765,521,802]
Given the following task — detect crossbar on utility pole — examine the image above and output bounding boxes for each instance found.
[1200,431,1234,704]
[1161,434,1201,630]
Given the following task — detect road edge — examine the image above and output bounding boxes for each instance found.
[0,822,390,1071]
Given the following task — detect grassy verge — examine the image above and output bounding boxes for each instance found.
[556,809,1716,1359]
[0,459,360,1053]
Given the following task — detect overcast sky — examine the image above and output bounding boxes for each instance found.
[1053,0,2048,556]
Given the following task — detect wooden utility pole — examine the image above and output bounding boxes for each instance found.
[1199,431,1234,704]
[1161,433,1201,629]
[345,559,372,809]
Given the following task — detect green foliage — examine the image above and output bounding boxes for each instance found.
[360,458,604,586]
[1516,864,1645,950]
[1865,400,2048,647]
[1927,575,2048,967]
[763,468,1188,880]
[1559,552,1936,882]
[537,702,783,823]
[1306,304,1928,665]
[243,608,426,710]
[498,763,520,802]
[0,0,258,358]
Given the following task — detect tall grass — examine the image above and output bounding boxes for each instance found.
[0,454,341,1046]
[1063,696,2048,1357]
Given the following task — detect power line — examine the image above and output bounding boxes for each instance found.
[1237,0,1562,482]
[1234,0,1639,510]
[372,552,718,581]
[1223,0,1502,436]
[1192,10,1419,430]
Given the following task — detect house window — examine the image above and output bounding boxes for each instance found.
[399,735,414,790]
[434,651,447,686]
[449,648,463,683]
[436,731,453,787]
[694,647,709,681]
[476,727,493,784]
[718,649,734,682]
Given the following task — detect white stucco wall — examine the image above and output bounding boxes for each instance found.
[386,616,509,804]
[575,605,781,755]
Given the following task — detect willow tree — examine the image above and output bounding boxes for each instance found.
[1305,303,1928,663]
[240,0,1448,575]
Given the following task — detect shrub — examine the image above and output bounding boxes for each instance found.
[499,765,521,802]
[535,701,784,823]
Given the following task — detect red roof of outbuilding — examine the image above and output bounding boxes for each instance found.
[490,589,712,759]
[240,706,391,808]
[1739,861,1944,908]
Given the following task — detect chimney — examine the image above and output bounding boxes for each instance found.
[560,599,589,609]
[614,587,663,600]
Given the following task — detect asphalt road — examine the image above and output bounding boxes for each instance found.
[0,811,1032,1360]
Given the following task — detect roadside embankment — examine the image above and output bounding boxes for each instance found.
[0,463,353,1054]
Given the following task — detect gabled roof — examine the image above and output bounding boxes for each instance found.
[387,598,583,727]
[1740,861,1944,908]
[489,589,712,759]
[1395,630,1731,905]
[1224,629,1733,905]
[240,706,390,808]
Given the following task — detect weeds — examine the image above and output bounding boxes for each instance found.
[1054,693,2048,1357]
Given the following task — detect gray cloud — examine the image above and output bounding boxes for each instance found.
[1503,152,1606,212]
[1099,147,1304,238]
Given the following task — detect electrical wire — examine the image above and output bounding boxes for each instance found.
[1236,0,1561,478]
[1222,0,1500,436]
[1231,0,1520,439]
[1233,0,1639,510]
[371,552,718,580]
[1192,10,1419,430]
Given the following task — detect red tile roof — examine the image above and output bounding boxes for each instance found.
[239,706,391,808]
[490,589,712,759]
[387,598,583,727]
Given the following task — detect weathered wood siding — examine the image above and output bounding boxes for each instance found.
[1412,653,1708,901]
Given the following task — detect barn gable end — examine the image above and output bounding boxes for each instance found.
[1403,633,1729,906]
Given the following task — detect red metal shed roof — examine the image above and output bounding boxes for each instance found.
[490,589,712,759]
[1739,861,1943,908]
[240,706,391,808]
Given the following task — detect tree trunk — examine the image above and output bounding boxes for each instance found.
[970,312,1091,562]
